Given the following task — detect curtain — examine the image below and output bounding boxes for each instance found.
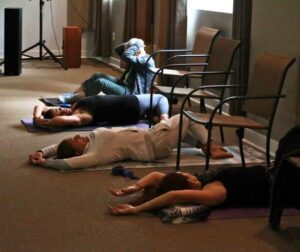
[123,0,154,47]
[230,0,252,115]
[122,0,187,62]
[122,0,154,69]
[67,0,91,30]
[123,0,137,42]
[93,0,111,57]
[155,0,187,66]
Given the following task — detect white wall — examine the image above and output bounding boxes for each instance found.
[250,0,300,140]
[0,0,93,58]
[187,9,232,49]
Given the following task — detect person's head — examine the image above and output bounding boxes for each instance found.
[125,38,145,50]
[43,107,72,119]
[57,135,89,159]
[156,172,202,195]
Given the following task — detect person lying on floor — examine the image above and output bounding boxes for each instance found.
[108,165,272,215]
[28,114,233,170]
[33,94,169,129]
[58,38,155,104]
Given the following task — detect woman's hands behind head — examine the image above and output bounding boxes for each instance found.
[126,38,145,50]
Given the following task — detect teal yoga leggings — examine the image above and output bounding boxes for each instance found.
[81,73,130,96]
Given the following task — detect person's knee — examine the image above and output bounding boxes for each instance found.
[92,73,106,79]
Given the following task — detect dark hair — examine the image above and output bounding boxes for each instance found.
[43,109,54,119]
[130,173,192,207]
[57,139,76,159]
[156,172,191,196]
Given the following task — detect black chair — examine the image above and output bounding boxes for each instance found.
[176,53,296,171]
[151,37,241,117]
[147,26,221,78]
[269,149,300,229]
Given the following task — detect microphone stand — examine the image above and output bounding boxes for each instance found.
[22,0,67,69]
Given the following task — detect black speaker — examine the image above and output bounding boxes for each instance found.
[4,8,22,76]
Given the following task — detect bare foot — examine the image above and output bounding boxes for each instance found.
[200,142,233,159]
[210,143,233,159]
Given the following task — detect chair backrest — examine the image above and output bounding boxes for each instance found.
[190,26,221,71]
[202,37,241,86]
[243,53,295,119]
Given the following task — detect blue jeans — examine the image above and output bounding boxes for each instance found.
[81,73,130,96]
[136,94,169,116]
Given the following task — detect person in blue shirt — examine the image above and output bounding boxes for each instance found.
[59,38,155,104]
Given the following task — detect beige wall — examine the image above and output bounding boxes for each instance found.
[250,0,300,140]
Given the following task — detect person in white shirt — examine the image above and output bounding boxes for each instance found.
[29,115,233,170]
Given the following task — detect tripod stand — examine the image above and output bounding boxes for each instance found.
[22,0,67,69]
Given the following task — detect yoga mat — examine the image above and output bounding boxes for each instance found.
[21,118,149,132]
[157,205,299,224]
[60,145,269,172]
[209,207,300,220]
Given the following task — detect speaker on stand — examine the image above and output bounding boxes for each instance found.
[4,8,22,76]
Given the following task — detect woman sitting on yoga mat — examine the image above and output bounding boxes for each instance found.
[33,94,169,128]
[108,166,274,215]
[58,38,155,104]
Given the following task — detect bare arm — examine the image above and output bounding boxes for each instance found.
[33,104,48,119]
[109,185,227,215]
[29,144,58,166]
[34,113,93,128]
[110,172,165,196]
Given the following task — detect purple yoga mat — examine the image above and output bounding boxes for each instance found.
[209,207,300,220]
[21,119,149,132]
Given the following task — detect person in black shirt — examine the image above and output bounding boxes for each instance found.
[108,166,271,215]
[33,94,169,128]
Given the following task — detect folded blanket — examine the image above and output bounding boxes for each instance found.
[157,204,211,224]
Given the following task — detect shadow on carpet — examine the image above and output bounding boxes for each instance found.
[209,207,300,220]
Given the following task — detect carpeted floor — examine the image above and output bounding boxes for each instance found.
[0,59,299,252]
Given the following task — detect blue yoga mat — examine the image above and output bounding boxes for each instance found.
[21,119,149,132]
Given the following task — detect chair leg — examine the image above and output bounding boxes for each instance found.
[176,114,185,171]
[200,98,206,113]
[266,134,271,166]
[269,184,283,229]
[218,109,225,143]
[219,126,225,143]
[188,97,192,107]
[169,94,173,117]
[236,128,245,167]
[149,89,154,128]
[205,127,213,171]
[269,206,283,229]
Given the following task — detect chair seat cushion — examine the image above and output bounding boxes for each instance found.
[185,112,267,129]
[155,85,219,99]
